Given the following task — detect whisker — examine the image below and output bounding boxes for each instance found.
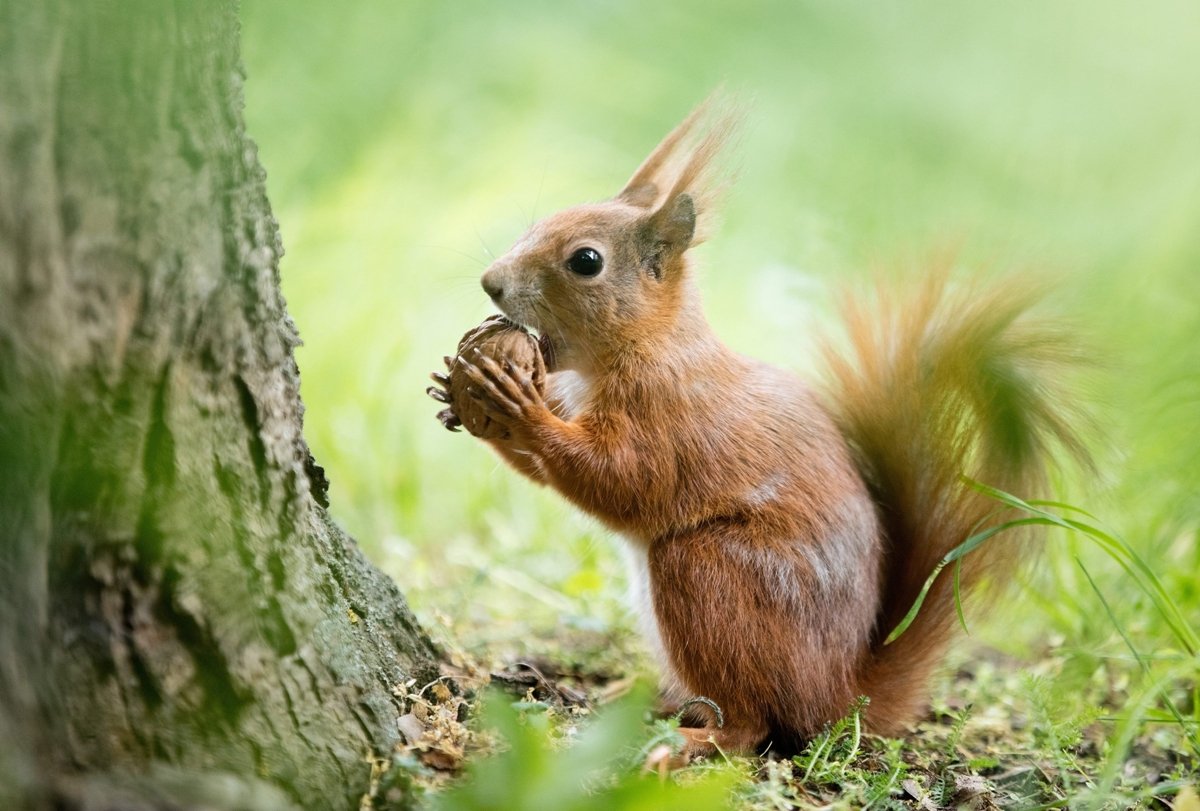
[417,243,488,268]
[434,281,487,300]
[530,289,583,368]
[530,161,549,226]
[474,228,496,261]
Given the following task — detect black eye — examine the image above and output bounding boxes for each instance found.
[566,247,603,277]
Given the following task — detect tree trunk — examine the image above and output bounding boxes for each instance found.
[0,2,442,808]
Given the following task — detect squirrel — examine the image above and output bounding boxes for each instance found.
[428,97,1086,760]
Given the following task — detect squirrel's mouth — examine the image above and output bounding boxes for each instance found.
[537,333,557,372]
[493,299,558,372]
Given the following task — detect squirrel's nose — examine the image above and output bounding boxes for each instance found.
[481,273,504,302]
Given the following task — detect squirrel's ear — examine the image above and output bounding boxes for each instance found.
[639,193,696,280]
[651,192,696,251]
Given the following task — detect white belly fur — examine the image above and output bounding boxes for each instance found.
[620,542,683,698]
[548,370,591,420]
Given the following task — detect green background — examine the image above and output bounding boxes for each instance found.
[240,0,1199,666]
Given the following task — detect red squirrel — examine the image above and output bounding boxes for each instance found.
[428,98,1085,759]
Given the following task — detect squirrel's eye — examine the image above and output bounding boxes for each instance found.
[566,247,603,277]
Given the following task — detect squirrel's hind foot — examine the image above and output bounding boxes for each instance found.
[644,722,768,773]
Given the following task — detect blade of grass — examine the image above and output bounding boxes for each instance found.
[887,481,1198,659]
[952,557,968,635]
[1027,499,1101,521]
[885,517,1057,644]
[1077,558,1200,757]
[966,479,1199,655]
[798,730,831,783]
[1090,658,1200,808]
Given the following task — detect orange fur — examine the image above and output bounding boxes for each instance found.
[441,99,1087,758]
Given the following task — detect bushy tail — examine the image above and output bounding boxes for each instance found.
[821,273,1090,734]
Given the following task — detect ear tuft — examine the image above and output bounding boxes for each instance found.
[618,181,659,208]
[615,97,713,207]
[615,88,742,249]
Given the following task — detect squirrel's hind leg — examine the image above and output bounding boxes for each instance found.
[680,722,769,760]
[646,522,864,757]
[646,722,769,771]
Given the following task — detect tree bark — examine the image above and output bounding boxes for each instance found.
[0,2,442,808]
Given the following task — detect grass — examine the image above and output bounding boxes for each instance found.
[240,0,1199,806]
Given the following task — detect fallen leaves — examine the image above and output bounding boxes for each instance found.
[398,679,470,772]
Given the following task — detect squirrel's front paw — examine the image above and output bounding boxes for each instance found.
[427,356,463,432]
[458,348,548,435]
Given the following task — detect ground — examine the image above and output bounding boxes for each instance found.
[359,601,1197,809]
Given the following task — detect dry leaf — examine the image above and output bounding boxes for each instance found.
[397,713,425,745]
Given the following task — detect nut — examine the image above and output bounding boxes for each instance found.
[448,315,546,440]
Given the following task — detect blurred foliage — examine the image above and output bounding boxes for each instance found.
[429,688,736,811]
[239,0,1199,805]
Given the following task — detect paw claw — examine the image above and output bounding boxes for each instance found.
[440,346,548,436]
[436,408,462,432]
[476,354,503,377]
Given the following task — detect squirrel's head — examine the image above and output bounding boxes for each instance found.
[480,96,736,371]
